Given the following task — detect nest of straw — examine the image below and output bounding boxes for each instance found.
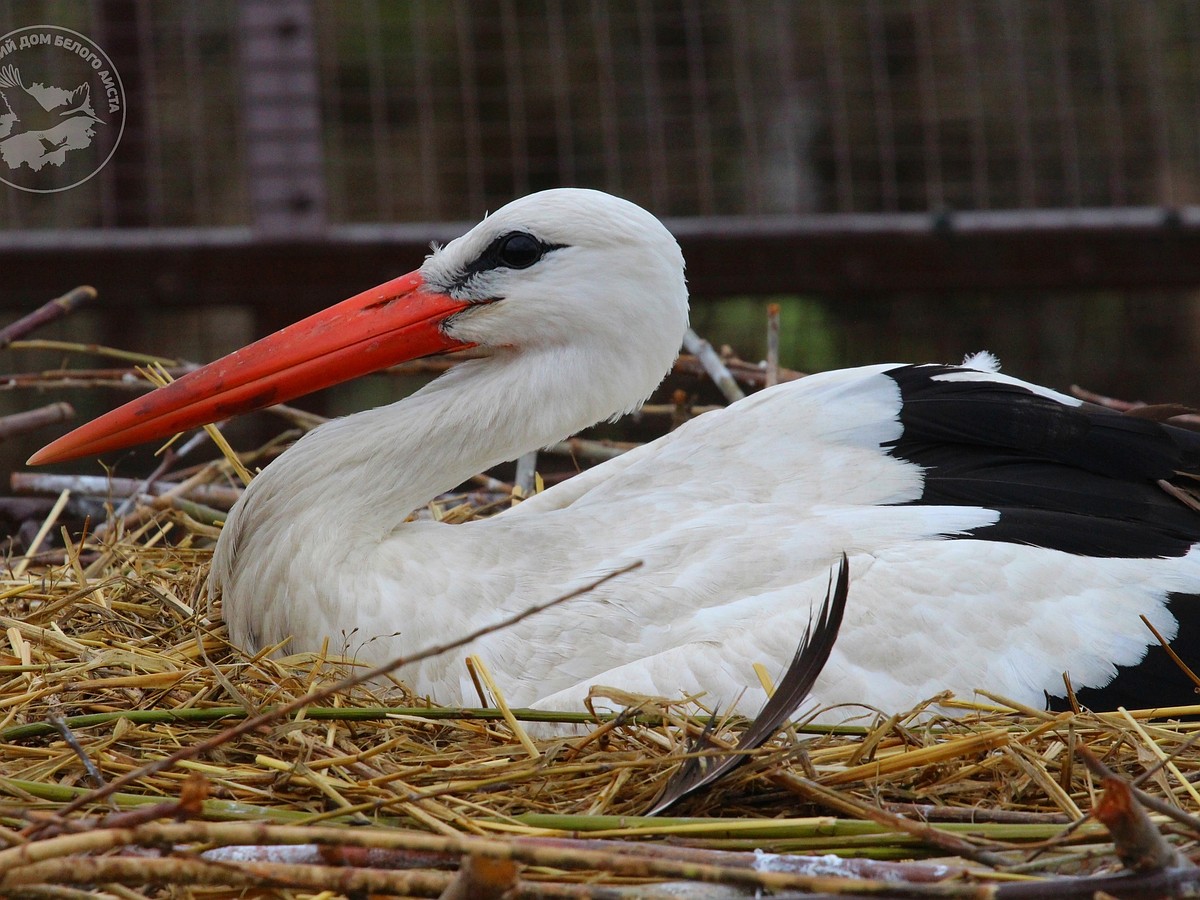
[2,295,1200,897]
[4,455,1200,898]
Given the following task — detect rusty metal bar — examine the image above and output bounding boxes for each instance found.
[683,0,716,216]
[500,0,531,199]
[818,0,854,213]
[1095,0,1128,206]
[727,0,763,214]
[1140,3,1174,206]
[238,0,326,236]
[635,0,670,212]
[865,0,899,211]
[589,0,623,197]
[955,3,991,210]
[546,0,576,189]
[451,0,485,213]
[1049,0,1082,207]
[1001,0,1037,207]
[410,0,440,219]
[362,0,394,221]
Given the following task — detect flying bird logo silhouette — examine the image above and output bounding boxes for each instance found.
[0,64,101,138]
[0,63,105,174]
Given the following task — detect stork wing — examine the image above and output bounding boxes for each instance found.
[57,83,96,119]
[0,65,22,90]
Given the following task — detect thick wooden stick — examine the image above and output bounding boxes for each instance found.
[682,329,745,403]
[0,404,74,441]
[11,473,242,510]
[0,287,97,350]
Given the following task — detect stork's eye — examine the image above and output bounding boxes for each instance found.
[450,232,565,291]
[497,232,543,269]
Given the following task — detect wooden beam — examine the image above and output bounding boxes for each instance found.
[2,209,1200,326]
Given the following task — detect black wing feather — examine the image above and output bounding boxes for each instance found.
[885,366,1200,558]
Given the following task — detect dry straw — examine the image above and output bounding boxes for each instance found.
[3,438,1198,897]
[1,299,1198,896]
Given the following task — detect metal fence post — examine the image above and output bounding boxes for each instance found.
[237,0,327,238]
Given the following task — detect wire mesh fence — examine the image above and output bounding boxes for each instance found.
[4,0,1200,230]
[0,0,1198,477]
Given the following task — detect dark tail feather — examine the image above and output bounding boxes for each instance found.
[646,554,849,815]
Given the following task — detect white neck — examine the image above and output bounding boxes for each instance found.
[212,338,672,654]
[214,342,659,579]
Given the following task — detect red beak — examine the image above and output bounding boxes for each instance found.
[28,271,473,465]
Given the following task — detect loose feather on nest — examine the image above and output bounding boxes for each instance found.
[646,554,849,814]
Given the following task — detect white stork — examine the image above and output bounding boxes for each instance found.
[31,189,1200,718]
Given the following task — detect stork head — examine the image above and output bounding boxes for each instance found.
[29,189,689,465]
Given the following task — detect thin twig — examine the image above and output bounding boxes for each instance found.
[46,715,106,794]
[516,837,969,883]
[1140,614,1200,692]
[1074,744,1200,838]
[673,353,804,388]
[7,340,182,368]
[107,429,217,521]
[884,803,1069,825]
[1071,383,1200,428]
[11,490,70,578]
[768,771,1013,869]
[10,474,241,528]
[638,401,722,418]
[765,302,781,389]
[545,438,636,462]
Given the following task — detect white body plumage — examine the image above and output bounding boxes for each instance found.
[199,190,1200,718]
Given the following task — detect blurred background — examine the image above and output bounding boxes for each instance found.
[1,0,1199,484]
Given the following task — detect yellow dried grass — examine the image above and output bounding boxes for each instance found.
[3,498,1198,843]
[1,370,1199,894]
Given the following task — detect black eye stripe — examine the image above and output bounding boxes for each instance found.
[450,231,568,292]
